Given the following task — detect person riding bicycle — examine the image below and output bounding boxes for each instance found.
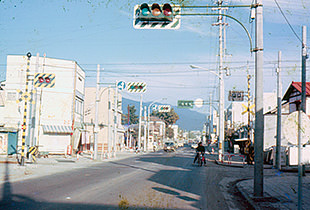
[193,142,206,166]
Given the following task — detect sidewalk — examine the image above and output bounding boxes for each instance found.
[215,153,310,210]
[0,150,143,184]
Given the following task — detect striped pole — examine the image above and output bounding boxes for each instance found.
[20,52,31,166]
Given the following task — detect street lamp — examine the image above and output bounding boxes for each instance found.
[147,98,167,151]
[190,64,225,162]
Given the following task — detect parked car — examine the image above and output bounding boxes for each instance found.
[191,143,198,149]
[164,142,176,152]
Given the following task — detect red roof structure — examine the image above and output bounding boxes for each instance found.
[282,81,310,101]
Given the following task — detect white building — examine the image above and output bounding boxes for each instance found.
[1,54,85,154]
[84,87,123,156]
[226,101,249,129]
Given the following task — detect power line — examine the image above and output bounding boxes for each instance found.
[273,0,302,43]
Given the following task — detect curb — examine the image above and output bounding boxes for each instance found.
[215,160,246,168]
[235,180,259,210]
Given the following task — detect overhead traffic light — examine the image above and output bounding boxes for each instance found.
[138,3,173,21]
[127,82,147,93]
[158,105,171,112]
[34,73,55,88]
[228,91,244,101]
[177,100,194,109]
[133,3,181,29]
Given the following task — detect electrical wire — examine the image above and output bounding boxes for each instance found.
[273,0,302,43]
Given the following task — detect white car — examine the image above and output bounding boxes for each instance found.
[191,143,198,149]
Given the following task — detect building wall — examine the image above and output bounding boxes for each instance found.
[84,87,123,153]
[306,97,310,115]
[3,55,85,153]
[229,102,249,128]
[264,92,277,114]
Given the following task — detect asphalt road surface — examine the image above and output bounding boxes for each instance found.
[0,146,254,210]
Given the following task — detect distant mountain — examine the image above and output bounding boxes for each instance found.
[122,97,206,131]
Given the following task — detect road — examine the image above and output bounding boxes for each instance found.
[0,146,254,210]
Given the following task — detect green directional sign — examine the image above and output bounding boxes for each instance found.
[177,100,194,108]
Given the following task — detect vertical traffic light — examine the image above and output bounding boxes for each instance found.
[133,3,181,29]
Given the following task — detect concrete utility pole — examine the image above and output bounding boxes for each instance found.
[144,106,147,151]
[138,94,143,150]
[254,0,264,198]
[246,63,251,145]
[107,87,111,158]
[301,26,307,113]
[209,94,213,142]
[298,25,307,210]
[276,51,282,170]
[212,0,226,161]
[113,86,118,157]
[28,53,40,147]
[94,64,100,160]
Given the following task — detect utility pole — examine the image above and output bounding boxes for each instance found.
[113,86,118,157]
[138,94,143,150]
[94,64,100,160]
[298,25,307,210]
[144,106,147,152]
[209,94,213,142]
[27,53,39,148]
[212,0,226,161]
[246,63,251,145]
[254,0,264,197]
[107,87,111,158]
[276,51,282,170]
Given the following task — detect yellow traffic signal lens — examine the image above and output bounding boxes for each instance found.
[151,3,161,16]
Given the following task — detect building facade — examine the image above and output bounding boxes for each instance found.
[1,54,85,154]
[84,87,123,156]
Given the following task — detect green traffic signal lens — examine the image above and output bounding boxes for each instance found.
[142,8,149,16]
[140,3,150,16]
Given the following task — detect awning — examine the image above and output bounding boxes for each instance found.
[42,125,73,134]
[234,138,249,142]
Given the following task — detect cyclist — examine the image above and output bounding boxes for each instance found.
[193,142,206,166]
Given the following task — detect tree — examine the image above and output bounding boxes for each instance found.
[151,108,179,126]
[121,105,139,125]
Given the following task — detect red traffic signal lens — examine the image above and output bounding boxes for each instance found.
[45,77,51,83]
[163,3,172,16]
[39,77,44,83]
[151,3,161,16]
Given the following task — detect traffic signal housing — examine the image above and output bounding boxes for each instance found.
[34,73,55,88]
[127,82,147,93]
[158,105,171,113]
[133,3,181,29]
[138,3,173,21]
[177,100,194,109]
[228,91,244,101]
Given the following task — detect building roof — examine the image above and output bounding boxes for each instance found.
[283,81,310,101]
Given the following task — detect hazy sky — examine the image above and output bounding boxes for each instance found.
[0,0,309,114]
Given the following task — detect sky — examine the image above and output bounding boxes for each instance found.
[0,0,310,116]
